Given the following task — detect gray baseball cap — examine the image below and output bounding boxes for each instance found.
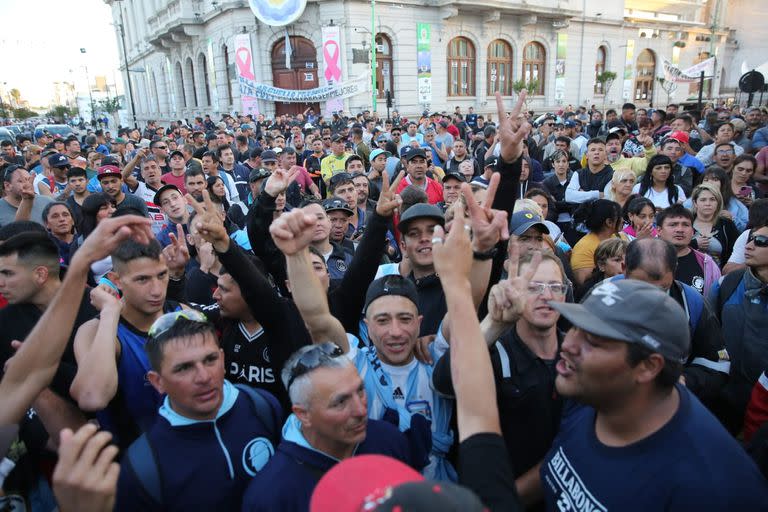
[549,279,690,362]
[398,203,445,233]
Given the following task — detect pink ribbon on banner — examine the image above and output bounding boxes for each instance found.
[236,46,255,80]
[323,40,341,81]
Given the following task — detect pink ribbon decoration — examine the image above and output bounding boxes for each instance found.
[236,46,255,80]
[323,40,341,81]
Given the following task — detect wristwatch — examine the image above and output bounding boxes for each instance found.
[472,247,498,261]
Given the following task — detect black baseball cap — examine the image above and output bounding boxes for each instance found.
[249,168,271,182]
[153,184,181,205]
[331,134,345,143]
[484,156,499,169]
[169,150,184,159]
[322,197,354,216]
[405,148,427,161]
[48,153,70,168]
[261,150,278,163]
[442,172,466,184]
[549,279,690,362]
[363,275,420,314]
[398,203,445,233]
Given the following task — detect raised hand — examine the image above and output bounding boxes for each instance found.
[462,173,509,253]
[162,222,191,278]
[495,91,532,163]
[186,190,229,252]
[431,200,472,287]
[264,166,299,198]
[89,285,122,313]
[52,424,120,512]
[375,170,404,217]
[72,215,153,269]
[269,209,318,256]
[493,238,543,325]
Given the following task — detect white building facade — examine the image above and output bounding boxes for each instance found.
[106,0,758,123]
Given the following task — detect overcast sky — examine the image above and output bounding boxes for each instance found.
[0,0,122,107]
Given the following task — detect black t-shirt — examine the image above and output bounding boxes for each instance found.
[0,289,97,398]
[220,320,307,414]
[434,328,564,478]
[458,433,522,512]
[676,250,705,294]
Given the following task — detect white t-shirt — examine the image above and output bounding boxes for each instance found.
[632,184,686,209]
[727,229,749,265]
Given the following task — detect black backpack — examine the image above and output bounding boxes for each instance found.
[124,384,279,505]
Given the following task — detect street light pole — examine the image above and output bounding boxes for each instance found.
[115,1,138,128]
[80,49,96,123]
[370,0,377,112]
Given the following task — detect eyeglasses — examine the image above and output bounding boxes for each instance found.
[286,342,345,390]
[148,310,208,340]
[155,145,168,150]
[2,164,23,180]
[748,234,768,248]
[526,281,569,296]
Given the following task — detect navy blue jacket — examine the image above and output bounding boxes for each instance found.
[116,383,282,512]
[241,419,410,512]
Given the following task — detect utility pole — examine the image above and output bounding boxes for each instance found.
[80,49,96,123]
[370,0,377,112]
[115,0,138,128]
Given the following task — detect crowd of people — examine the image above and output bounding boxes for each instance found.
[0,93,768,511]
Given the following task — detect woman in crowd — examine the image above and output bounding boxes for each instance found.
[730,154,760,209]
[77,192,117,283]
[518,156,543,198]
[690,183,739,268]
[570,199,626,286]
[696,122,745,166]
[576,237,628,301]
[607,168,637,210]
[207,175,248,229]
[633,154,686,209]
[621,196,659,240]
[42,201,77,266]
[699,165,749,231]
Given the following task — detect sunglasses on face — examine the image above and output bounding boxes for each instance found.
[748,234,768,248]
[155,145,168,150]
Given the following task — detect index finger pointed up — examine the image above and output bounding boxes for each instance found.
[495,92,507,125]
[521,249,543,282]
[389,170,405,194]
[485,172,501,209]
[508,237,521,277]
[185,193,206,215]
[201,188,216,213]
[511,90,527,118]
[460,182,481,218]
[175,222,185,243]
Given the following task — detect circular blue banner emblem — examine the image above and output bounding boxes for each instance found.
[248,0,307,26]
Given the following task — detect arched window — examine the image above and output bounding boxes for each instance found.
[198,53,211,106]
[447,37,475,97]
[594,46,607,95]
[522,42,545,95]
[185,57,198,107]
[174,61,186,108]
[222,45,233,106]
[375,33,394,99]
[634,49,655,102]
[487,40,512,96]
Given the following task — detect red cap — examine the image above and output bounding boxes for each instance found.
[310,455,423,512]
[667,130,690,145]
[97,165,122,179]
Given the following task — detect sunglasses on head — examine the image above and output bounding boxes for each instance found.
[748,233,768,248]
[147,310,208,340]
[286,343,345,390]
